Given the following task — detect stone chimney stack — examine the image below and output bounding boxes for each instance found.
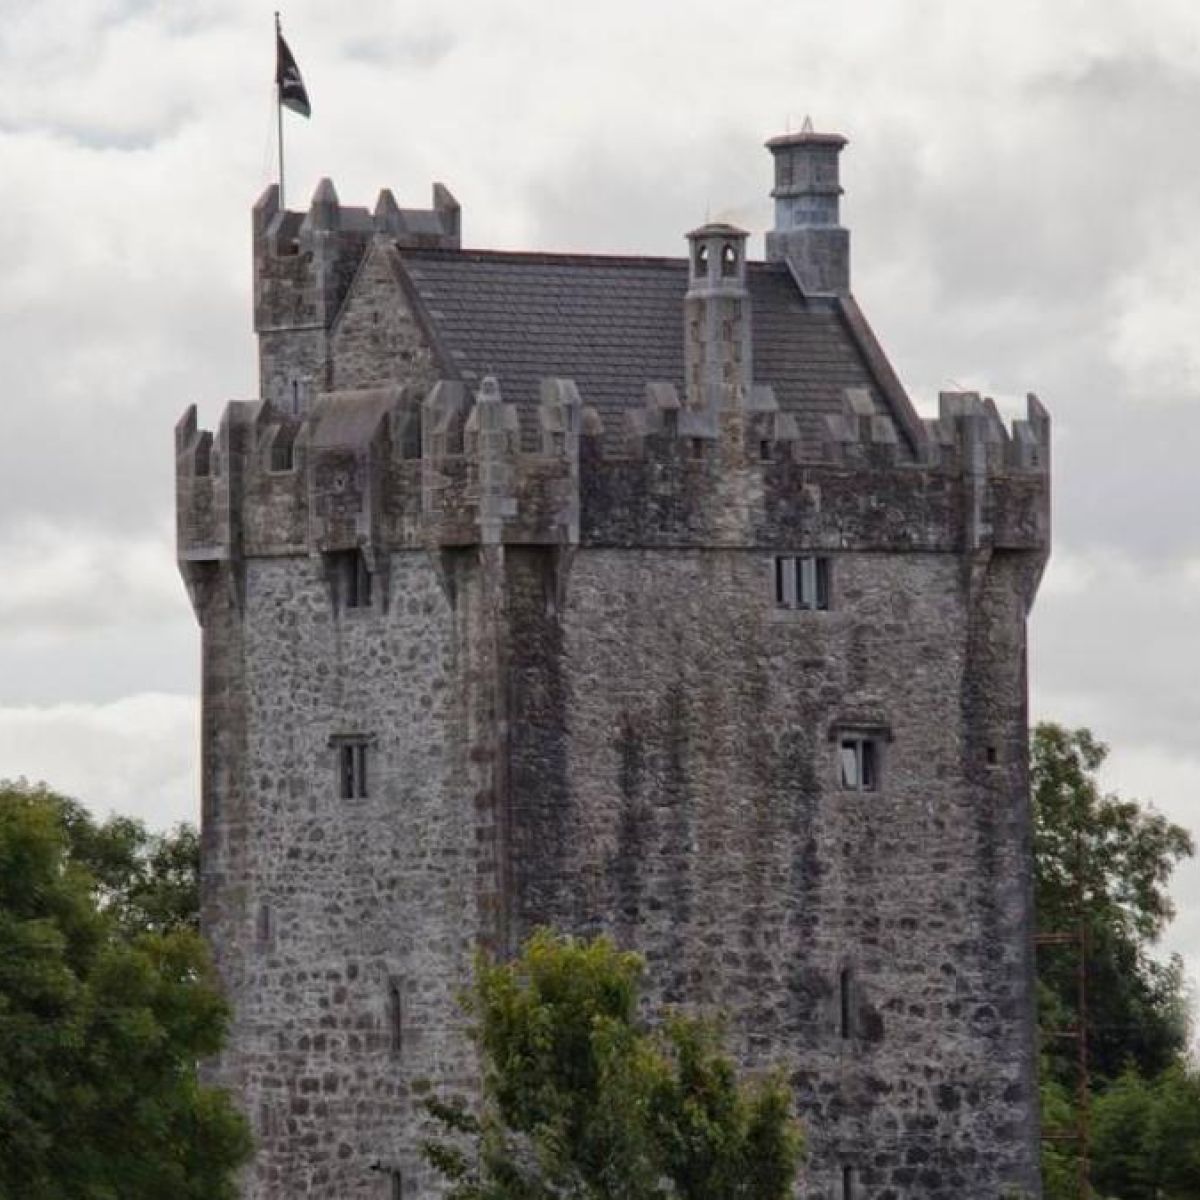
[765,124,850,295]
[684,222,752,406]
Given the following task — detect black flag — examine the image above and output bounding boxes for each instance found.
[276,27,311,118]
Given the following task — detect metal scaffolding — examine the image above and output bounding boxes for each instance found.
[1035,825,1090,1199]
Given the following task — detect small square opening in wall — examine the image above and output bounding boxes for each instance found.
[839,735,879,791]
[774,555,830,610]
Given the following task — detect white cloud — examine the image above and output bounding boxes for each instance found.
[0,693,199,829]
[0,520,184,637]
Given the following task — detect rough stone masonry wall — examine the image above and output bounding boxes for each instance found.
[505,545,1041,1200]
[204,551,483,1200]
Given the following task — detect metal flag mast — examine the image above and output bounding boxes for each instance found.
[275,11,286,210]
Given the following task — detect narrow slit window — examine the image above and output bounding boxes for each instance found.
[344,551,372,609]
[390,1170,403,1200]
[388,979,403,1054]
[842,1165,854,1200]
[339,741,369,799]
[256,902,271,944]
[839,967,852,1039]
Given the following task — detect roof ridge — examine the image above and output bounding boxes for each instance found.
[401,246,781,270]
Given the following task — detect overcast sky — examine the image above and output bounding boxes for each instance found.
[3,0,1199,995]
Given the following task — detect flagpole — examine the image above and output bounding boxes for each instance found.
[275,12,285,209]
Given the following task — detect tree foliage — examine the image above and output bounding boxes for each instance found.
[1032,723,1193,1085]
[422,930,803,1200]
[1088,1065,1200,1200]
[0,780,250,1200]
[1032,724,1200,1199]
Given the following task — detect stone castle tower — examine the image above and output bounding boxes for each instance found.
[176,127,1051,1199]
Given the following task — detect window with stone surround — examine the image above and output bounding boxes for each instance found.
[331,736,372,799]
[774,555,829,610]
[838,734,879,792]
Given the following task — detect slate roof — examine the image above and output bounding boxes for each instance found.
[398,248,893,450]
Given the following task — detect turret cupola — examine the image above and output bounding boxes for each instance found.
[687,221,749,296]
[684,222,752,405]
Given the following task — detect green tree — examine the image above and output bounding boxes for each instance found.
[0,781,250,1200]
[422,930,803,1200]
[1032,723,1193,1085]
[1089,1064,1200,1200]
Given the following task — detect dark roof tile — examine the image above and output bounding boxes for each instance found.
[399,248,883,445]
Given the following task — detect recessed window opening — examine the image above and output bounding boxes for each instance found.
[388,978,403,1054]
[694,243,709,276]
[194,434,213,477]
[691,438,706,460]
[256,901,272,944]
[390,1169,403,1200]
[985,745,998,766]
[339,741,369,799]
[720,242,738,276]
[271,429,295,472]
[842,1164,854,1200]
[839,967,853,1039]
[839,736,878,792]
[330,550,372,609]
[290,379,300,414]
[760,439,772,461]
[773,556,830,610]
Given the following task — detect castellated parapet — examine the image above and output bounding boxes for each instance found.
[178,380,1048,572]
[180,128,1050,1200]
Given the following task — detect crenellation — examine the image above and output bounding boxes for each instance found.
[175,369,1050,581]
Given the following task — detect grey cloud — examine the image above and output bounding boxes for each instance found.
[1031,552,1200,756]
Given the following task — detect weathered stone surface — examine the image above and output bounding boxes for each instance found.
[179,141,1050,1200]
